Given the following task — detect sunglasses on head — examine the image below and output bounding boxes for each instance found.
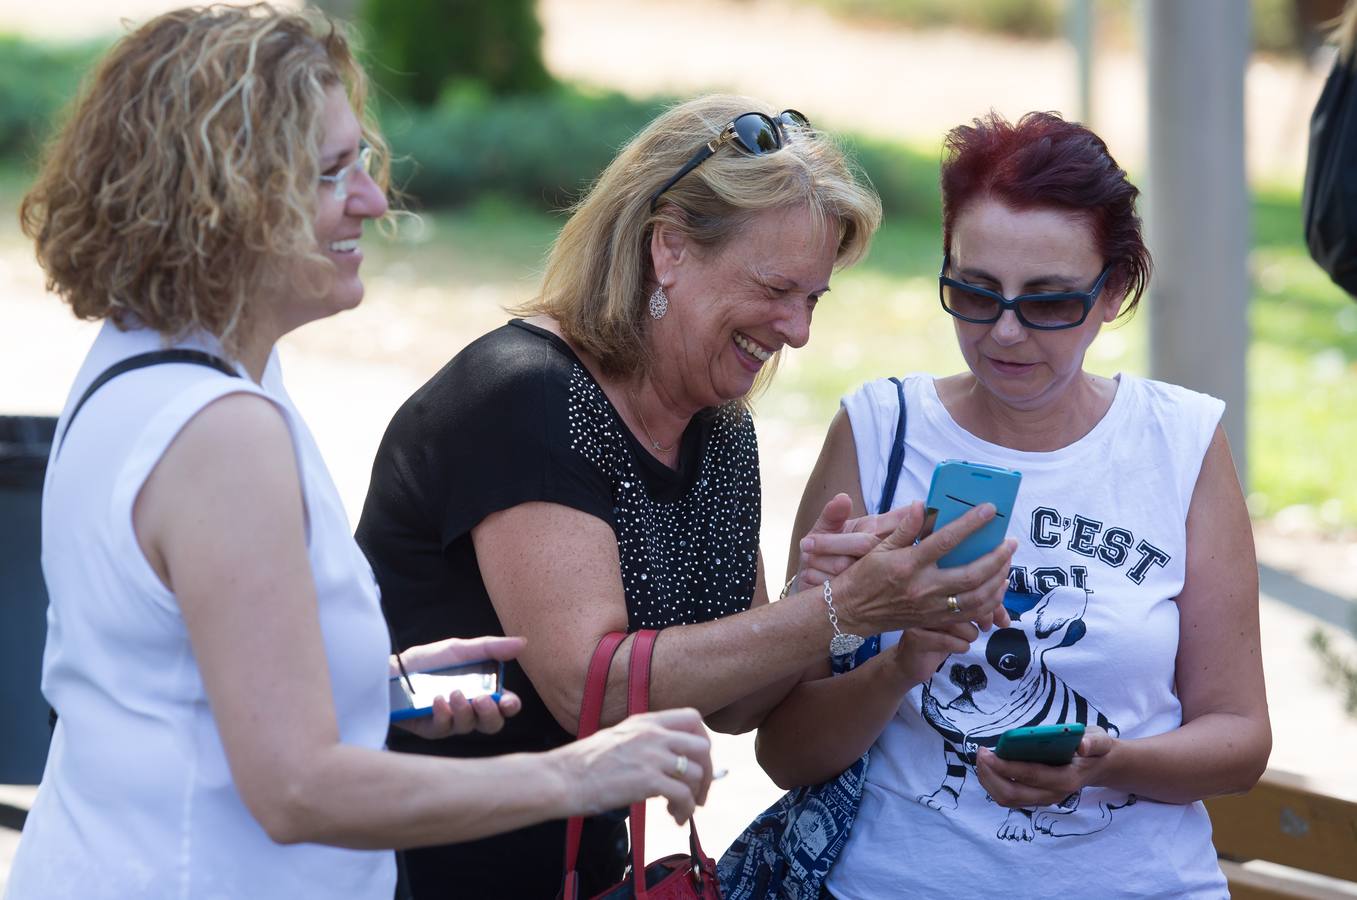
[648,109,810,212]
[938,254,1113,331]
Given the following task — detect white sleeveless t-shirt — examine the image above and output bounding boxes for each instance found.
[6,322,395,899]
[824,373,1229,899]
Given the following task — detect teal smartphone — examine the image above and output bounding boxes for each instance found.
[921,460,1022,568]
[995,723,1085,765]
[388,659,504,723]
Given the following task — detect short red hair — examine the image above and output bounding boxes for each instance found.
[940,111,1150,317]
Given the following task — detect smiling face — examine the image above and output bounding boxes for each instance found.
[280,85,388,332]
[948,199,1122,412]
[649,202,838,410]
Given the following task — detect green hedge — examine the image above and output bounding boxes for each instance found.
[799,0,1061,38]
[0,34,941,220]
[383,86,941,218]
[0,36,102,162]
[381,86,664,210]
[360,0,553,106]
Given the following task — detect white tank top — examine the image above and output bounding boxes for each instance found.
[825,373,1229,899]
[6,321,395,899]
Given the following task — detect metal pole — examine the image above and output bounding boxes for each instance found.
[1145,0,1251,485]
[1068,0,1094,124]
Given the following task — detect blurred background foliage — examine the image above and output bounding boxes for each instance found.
[359,0,552,105]
[0,35,101,161]
[0,0,1353,531]
[0,0,1344,190]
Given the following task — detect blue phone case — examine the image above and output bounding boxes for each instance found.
[924,460,1022,568]
[388,659,505,723]
[995,723,1085,765]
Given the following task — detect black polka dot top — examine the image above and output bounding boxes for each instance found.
[358,318,761,756]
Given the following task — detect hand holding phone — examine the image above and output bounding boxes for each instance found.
[920,460,1022,568]
[389,659,504,723]
[995,723,1086,765]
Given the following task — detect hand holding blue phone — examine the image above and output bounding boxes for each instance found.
[388,634,525,739]
[921,460,1022,568]
[995,723,1085,765]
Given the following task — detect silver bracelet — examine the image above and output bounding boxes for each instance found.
[823,580,865,657]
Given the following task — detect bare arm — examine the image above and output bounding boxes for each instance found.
[135,394,712,848]
[702,554,805,735]
[473,498,1014,743]
[975,425,1272,805]
[471,503,834,736]
[756,409,1011,787]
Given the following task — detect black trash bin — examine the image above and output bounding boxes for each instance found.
[0,415,57,784]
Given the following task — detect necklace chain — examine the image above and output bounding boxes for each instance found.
[628,390,676,453]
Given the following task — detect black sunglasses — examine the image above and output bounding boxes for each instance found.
[938,254,1113,331]
[648,109,810,212]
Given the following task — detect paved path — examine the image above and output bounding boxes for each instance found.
[538,0,1329,182]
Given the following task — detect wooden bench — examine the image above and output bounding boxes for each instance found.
[1205,769,1357,898]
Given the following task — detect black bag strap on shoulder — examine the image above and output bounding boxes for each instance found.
[48,348,238,731]
[875,376,908,516]
[56,349,239,457]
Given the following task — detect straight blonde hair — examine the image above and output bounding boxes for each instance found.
[519,94,883,380]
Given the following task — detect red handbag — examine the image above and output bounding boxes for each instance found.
[560,629,722,900]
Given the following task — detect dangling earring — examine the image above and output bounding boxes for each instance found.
[648,285,669,320]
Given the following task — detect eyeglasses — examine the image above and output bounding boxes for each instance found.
[938,254,1113,331]
[648,109,810,212]
[318,141,372,202]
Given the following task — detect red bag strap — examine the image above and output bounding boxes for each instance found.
[625,630,658,898]
[561,631,628,898]
[562,629,712,900]
[579,632,628,740]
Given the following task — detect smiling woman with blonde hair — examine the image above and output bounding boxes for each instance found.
[357,94,1019,897]
[7,6,715,898]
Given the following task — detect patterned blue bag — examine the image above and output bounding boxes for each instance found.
[717,637,880,900]
[717,379,907,900]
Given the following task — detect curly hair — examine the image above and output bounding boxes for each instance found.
[940,110,1150,319]
[19,3,389,356]
[518,94,882,380]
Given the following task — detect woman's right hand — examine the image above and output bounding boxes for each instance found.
[891,620,982,685]
[836,500,1015,635]
[554,708,713,825]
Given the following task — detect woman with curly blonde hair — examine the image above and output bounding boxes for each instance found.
[6,6,713,899]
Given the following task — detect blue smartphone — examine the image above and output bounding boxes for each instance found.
[921,460,1022,568]
[995,723,1085,765]
[388,659,504,723]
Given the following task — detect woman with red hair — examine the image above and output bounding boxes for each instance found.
[754,111,1271,897]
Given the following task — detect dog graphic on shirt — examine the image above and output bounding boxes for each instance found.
[916,585,1136,841]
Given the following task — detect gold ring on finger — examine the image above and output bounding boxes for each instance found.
[674,754,689,777]
[946,595,961,614]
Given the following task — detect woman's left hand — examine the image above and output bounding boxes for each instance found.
[794,492,909,590]
[391,635,526,740]
[974,726,1116,808]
